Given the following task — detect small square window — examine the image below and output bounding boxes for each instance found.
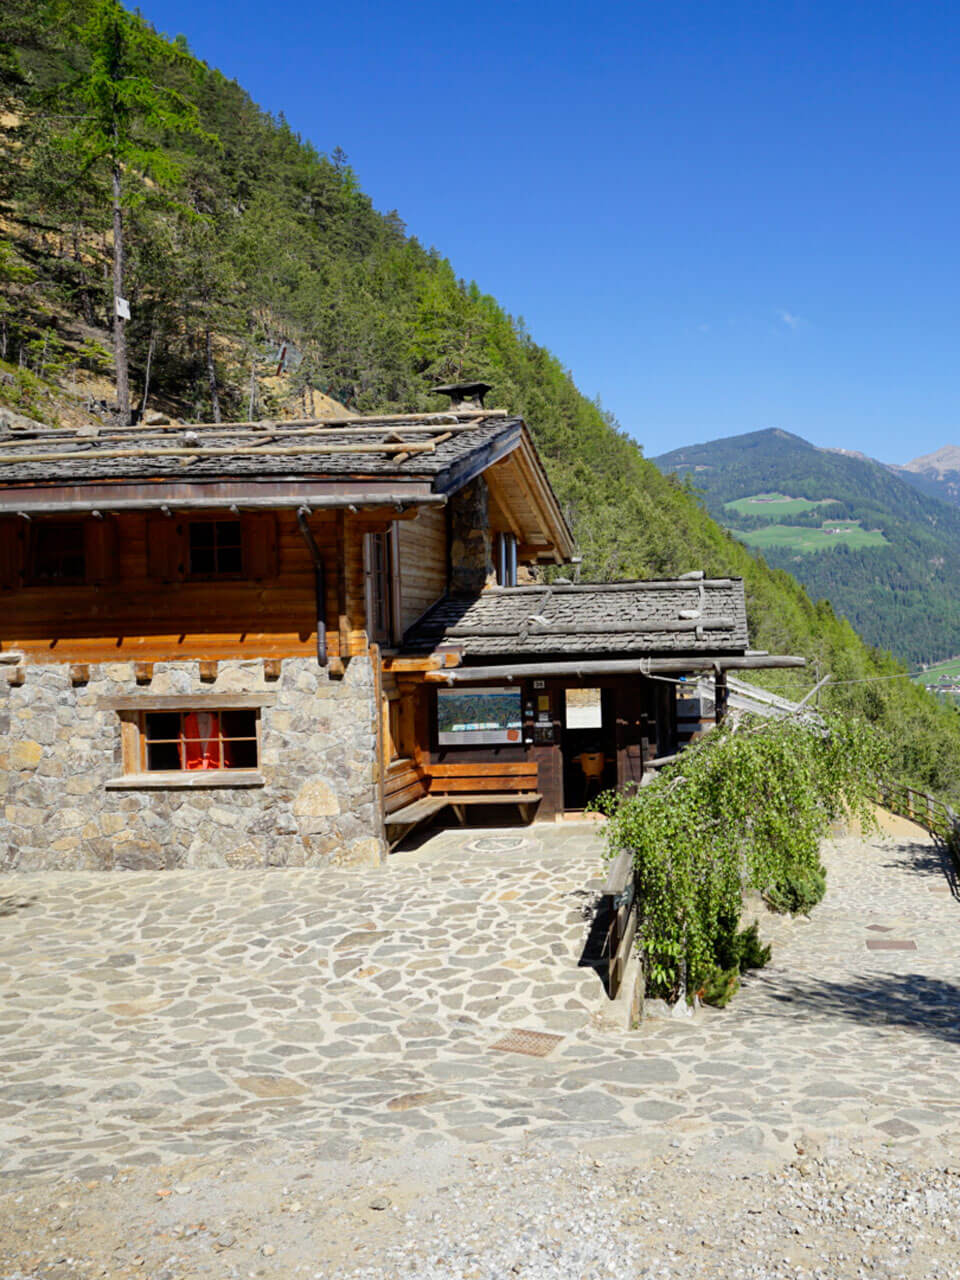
[30,522,86,585]
[188,520,243,578]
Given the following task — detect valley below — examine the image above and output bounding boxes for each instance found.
[656,431,960,666]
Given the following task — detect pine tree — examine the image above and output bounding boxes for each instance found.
[60,0,209,421]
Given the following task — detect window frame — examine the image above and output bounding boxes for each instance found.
[125,707,262,776]
[26,519,87,587]
[496,531,518,587]
[364,527,399,645]
[186,517,245,581]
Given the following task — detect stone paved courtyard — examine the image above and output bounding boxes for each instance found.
[0,814,958,1187]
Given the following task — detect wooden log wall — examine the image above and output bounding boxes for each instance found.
[0,507,435,664]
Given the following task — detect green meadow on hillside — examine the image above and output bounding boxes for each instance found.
[737,522,889,554]
[724,492,835,517]
[915,656,960,685]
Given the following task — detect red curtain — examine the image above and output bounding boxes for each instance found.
[180,711,221,770]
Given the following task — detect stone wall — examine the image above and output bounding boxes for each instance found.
[448,477,494,594]
[0,656,385,871]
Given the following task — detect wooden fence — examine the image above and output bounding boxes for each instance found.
[875,779,960,861]
[598,848,639,999]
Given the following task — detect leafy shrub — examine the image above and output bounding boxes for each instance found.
[603,714,885,1005]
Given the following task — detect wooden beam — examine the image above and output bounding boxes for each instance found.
[510,441,566,562]
[0,480,445,516]
[484,468,525,540]
[423,655,806,682]
[512,433,575,561]
[1,442,439,465]
[4,411,510,439]
[99,693,278,711]
[12,422,501,446]
[480,579,737,595]
[432,425,523,497]
[335,509,349,661]
[380,653,463,673]
[444,618,737,638]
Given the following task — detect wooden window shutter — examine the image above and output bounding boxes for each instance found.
[146,516,185,582]
[241,512,279,580]
[84,517,119,585]
[0,518,25,591]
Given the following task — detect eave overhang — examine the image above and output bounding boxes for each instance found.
[422,654,806,683]
[0,479,447,516]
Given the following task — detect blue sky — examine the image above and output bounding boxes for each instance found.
[144,1,960,462]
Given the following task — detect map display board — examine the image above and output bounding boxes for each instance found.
[437,686,523,746]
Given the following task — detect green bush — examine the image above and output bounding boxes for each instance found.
[764,862,827,915]
[603,714,885,1005]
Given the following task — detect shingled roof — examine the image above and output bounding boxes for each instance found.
[404,577,750,657]
[0,412,522,488]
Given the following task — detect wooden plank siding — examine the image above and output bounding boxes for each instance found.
[396,506,448,634]
[0,507,420,663]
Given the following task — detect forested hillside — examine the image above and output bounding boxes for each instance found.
[657,429,960,665]
[4,1,960,800]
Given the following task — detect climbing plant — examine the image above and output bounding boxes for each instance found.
[601,714,887,1005]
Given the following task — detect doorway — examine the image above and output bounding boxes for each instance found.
[561,686,617,810]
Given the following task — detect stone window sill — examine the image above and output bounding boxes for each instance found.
[105,771,265,790]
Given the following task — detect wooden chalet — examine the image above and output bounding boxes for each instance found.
[0,383,802,871]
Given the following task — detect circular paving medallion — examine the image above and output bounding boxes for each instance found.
[465,835,532,854]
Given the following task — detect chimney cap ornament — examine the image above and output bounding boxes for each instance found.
[430,381,493,410]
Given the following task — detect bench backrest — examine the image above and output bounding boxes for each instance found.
[427,761,538,794]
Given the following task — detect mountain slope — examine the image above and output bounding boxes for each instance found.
[655,429,960,665]
[4,2,960,801]
[895,446,960,507]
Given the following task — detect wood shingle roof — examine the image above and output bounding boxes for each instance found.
[404,577,750,657]
[0,413,522,487]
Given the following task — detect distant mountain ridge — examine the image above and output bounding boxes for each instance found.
[893,445,960,506]
[654,428,960,664]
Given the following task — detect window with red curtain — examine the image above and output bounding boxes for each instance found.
[142,710,258,772]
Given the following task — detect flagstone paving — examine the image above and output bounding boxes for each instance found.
[0,815,958,1184]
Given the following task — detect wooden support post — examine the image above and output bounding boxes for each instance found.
[7,667,24,687]
[69,664,90,686]
[134,662,153,685]
[714,669,729,723]
[199,660,218,683]
[263,658,282,681]
[336,509,349,662]
[370,643,386,852]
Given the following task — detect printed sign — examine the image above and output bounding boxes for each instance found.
[437,686,523,746]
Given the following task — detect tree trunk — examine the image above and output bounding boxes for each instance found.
[248,353,258,420]
[111,159,130,424]
[137,322,156,421]
[204,328,221,422]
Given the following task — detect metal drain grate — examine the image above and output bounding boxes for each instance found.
[866,939,917,951]
[490,1028,565,1058]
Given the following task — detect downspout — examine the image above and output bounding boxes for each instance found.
[297,507,327,666]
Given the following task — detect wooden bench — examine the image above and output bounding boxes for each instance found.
[429,762,540,825]
[444,791,541,825]
[385,760,541,847]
